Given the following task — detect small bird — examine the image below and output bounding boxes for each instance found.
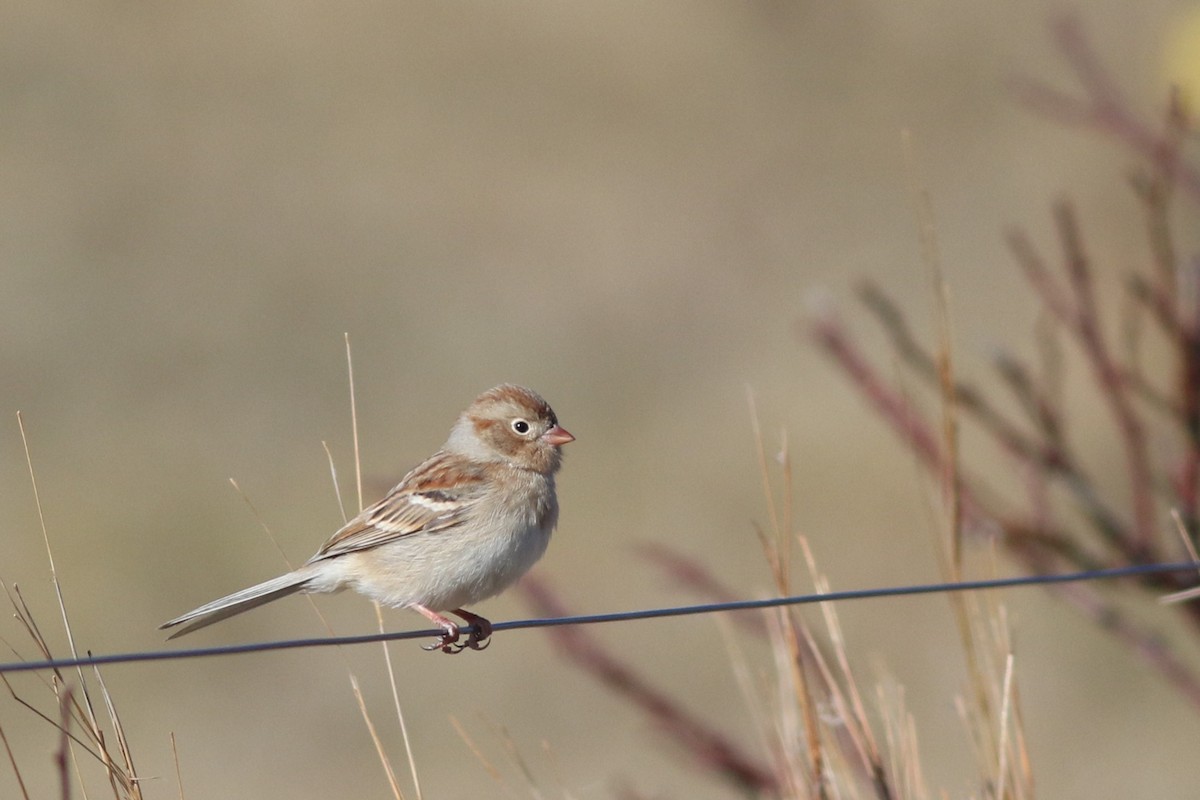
[160,384,573,653]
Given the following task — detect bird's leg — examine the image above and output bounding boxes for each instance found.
[411,605,463,654]
[449,609,492,651]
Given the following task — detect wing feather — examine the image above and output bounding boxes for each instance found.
[309,453,490,561]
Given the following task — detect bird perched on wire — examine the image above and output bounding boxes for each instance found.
[160,384,574,653]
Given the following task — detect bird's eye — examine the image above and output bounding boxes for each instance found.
[511,419,530,434]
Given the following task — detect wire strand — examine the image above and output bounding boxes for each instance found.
[2,561,1196,675]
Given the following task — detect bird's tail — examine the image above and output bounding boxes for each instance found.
[159,569,315,639]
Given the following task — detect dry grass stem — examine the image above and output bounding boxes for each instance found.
[345,332,364,512]
[6,415,143,799]
[376,603,422,800]
[349,673,406,800]
[169,732,185,800]
[748,392,827,796]
[450,715,504,785]
[227,476,407,799]
[0,716,31,800]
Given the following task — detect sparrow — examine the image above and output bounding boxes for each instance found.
[160,384,573,653]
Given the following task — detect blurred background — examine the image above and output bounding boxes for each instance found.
[2,2,1199,797]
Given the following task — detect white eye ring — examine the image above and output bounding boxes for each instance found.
[511,419,531,435]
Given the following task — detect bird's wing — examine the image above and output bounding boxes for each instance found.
[309,453,490,561]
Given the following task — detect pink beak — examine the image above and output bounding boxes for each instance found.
[543,425,575,447]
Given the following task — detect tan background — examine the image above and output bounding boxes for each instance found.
[2,2,1198,797]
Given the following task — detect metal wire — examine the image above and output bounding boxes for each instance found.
[1,560,1196,675]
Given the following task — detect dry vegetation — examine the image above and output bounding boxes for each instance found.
[510,17,1200,798]
[2,15,1198,800]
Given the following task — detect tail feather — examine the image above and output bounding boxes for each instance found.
[160,570,313,639]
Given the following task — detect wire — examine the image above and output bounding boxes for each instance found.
[1,560,1196,675]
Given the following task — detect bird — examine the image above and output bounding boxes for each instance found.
[160,384,574,653]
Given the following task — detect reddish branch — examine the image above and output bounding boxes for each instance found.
[1011,14,1200,204]
[1012,13,1200,534]
[806,309,1200,709]
[1007,203,1159,556]
[807,305,989,536]
[519,577,779,795]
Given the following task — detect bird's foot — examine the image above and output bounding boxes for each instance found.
[452,609,492,651]
[421,622,463,654]
[414,606,493,654]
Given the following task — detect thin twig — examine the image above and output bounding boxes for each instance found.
[1012,13,1200,203]
[1004,225,1156,562]
[0,715,32,800]
[808,314,1200,701]
[798,538,892,799]
[519,577,778,794]
[18,413,129,796]
[449,716,505,787]
[343,335,415,800]
[995,653,1016,800]
[1060,579,1200,710]
[92,661,142,799]
[376,603,420,800]
[56,687,71,800]
[348,674,405,800]
[748,390,826,796]
[230,471,405,800]
[345,333,363,512]
[169,732,185,800]
[1053,202,1157,553]
[860,282,1064,471]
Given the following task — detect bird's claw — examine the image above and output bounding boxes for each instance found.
[464,627,491,651]
[460,615,492,652]
[422,625,462,654]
